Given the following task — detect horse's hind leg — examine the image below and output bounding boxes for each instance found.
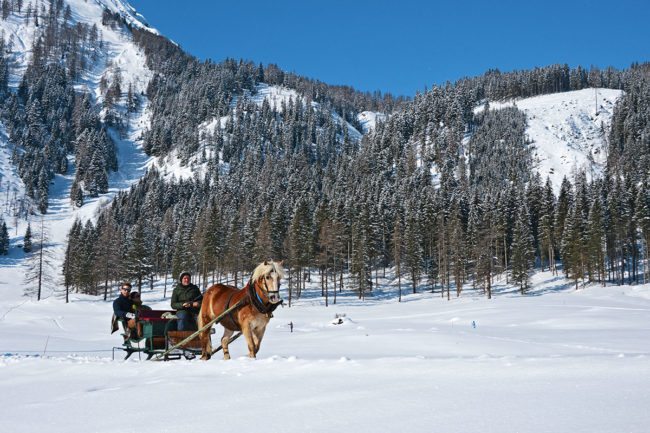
[198,314,212,360]
[221,328,234,360]
[199,326,212,361]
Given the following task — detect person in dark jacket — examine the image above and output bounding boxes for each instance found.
[171,272,202,331]
[112,282,140,338]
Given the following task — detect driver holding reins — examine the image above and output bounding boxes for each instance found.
[171,271,203,331]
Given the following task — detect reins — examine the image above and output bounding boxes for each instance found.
[152,298,246,361]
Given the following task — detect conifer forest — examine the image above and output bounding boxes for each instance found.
[1,1,650,304]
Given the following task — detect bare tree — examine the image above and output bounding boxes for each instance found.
[24,216,55,301]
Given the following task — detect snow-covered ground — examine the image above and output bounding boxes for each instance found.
[481,88,623,192]
[1,269,649,433]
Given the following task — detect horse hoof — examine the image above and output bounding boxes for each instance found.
[200,355,210,361]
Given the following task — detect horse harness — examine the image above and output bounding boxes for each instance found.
[222,278,282,330]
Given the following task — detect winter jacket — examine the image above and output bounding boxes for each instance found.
[113,294,134,320]
[171,283,202,313]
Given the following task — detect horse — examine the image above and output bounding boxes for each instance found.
[198,260,285,360]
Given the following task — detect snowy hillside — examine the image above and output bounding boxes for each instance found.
[357,110,387,133]
[96,0,157,32]
[483,88,623,191]
[174,82,369,182]
[0,0,155,297]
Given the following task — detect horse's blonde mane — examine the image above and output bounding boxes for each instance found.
[252,260,285,281]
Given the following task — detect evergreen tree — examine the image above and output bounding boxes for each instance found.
[555,176,573,263]
[392,212,404,302]
[539,177,556,273]
[350,203,372,298]
[287,197,314,297]
[0,219,8,254]
[586,197,606,284]
[635,177,650,283]
[511,197,534,293]
[561,200,585,289]
[23,223,32,253]
[123,223,153,291]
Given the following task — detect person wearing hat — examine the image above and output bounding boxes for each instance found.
[112,282,140,338]
[171,272,203,331]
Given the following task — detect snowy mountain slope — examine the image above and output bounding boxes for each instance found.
[167,82,369,182]
[0,0,155,299]
[357,110,387,133]
[482,88,623,191]
[95,0,157,32]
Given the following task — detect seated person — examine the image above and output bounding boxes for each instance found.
[130,291,152,312]
[112,282,141,339]
[171,271,202,331]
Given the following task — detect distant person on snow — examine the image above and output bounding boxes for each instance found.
[112,282,141,339]
[171,271,202,331]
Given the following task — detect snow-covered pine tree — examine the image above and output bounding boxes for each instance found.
[123,223,153,291]
[586,194,606,284]
[561,199,584,289]
[511,197,534,294]
[0,218,8,254]
[539,177,556,273]
[23,222,32,253]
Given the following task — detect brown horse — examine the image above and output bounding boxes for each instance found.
[198,261,285,360]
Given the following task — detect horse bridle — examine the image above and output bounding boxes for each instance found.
[248,272,282,315]
[262,274,281,302]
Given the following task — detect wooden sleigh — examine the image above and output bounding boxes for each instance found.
[112,310,204,360]
[112,307,241,361]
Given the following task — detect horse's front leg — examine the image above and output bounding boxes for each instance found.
[252,327,266,356]
[242,322,257,358]
[221,328,234,360]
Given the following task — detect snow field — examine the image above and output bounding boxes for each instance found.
[1,270,649,433]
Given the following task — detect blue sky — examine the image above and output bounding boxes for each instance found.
[129,0,650,97]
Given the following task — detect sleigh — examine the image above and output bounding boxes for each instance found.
[112,310,203,360]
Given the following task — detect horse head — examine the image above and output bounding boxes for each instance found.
[252,260,285,304]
